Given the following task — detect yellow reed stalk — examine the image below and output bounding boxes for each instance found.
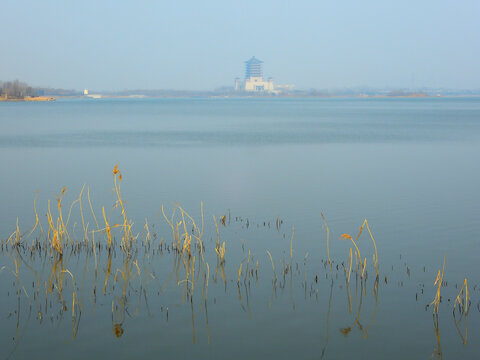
[220,242,225,263]
[65,197,80,229]
[161,205,177,244]
[13,218,21,245]
[112,165,133,252]
[46,201,63,254]
[78,185,87,242]
[175,203,204,253]
[61,269,78,317]
[237,263,242,284]
[57,187,72,246]
[432,315,442,359]
[103,253,112,294]
[133,260,141,279]
[87,186,99,230]
[357,219,379,278]
[215,241,226,264]
[182,233,192,256]
[64,186,86,237]
[454,278,471,314]
[175,222,182,248]
[213,215,220,251]
[339,233,363,276]
[102,206,112,249]
[52,232,60,254]
[430,255,446,314]
[180,208,188,239]
[143,218,151,245]
[25,191,43,239]
[320,213,330,265]
[244,250,251,282]
[266,250,276,280]
[347,247,353,283]
[179,209,195,257]
[48,256,64,296]
[46,204,54,233]
[6,226,17,246]
[361,258,367,279]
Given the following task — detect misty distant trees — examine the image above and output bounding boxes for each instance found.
[0,80,81,98]
[0,80,36,99]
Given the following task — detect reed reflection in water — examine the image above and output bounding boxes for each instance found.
[0,166,478,359]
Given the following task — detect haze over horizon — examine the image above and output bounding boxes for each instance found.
[1,0,479,91]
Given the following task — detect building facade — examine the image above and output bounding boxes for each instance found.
[236,56,275,93]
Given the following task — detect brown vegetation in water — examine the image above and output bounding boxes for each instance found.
[0,164,475,351]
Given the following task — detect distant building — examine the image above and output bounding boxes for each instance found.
[275,84,295,92]
[83,88,103,99]
[235,57,293,93]
[234,77,242,91]
[235,56,274,93]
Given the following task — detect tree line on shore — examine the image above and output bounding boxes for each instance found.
[0,80,36,99]
[1,80,80,99]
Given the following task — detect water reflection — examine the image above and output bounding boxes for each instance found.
[321,279,333,359]
[0,173,478,358]
[453,279,471,346]
[432,314,443,360]
[340,277,379,340]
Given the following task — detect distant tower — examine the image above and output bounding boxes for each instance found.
[235,56,275,93]
[244,56,263,79]
[240,56,274,92]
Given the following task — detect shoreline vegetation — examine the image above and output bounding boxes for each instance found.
[0,80,57,101]
[4,93,478,102]
[0,95,55,102]
[4,93,480,101]
[73,90,476,99]
[1,79,479,101]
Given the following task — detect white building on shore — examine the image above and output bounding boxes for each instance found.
[235,57,274,93]
[235,57,293,94]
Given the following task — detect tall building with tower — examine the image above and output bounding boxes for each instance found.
[235,56,274,92]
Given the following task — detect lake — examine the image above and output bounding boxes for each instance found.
[1,97,479,359]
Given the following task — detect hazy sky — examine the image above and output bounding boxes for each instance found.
[1,0,479,90]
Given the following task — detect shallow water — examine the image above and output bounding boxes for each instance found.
[0,98,479,359]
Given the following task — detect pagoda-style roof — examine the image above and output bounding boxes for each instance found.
[245,56,263,64]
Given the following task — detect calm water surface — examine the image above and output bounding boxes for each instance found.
[0,98,479,359]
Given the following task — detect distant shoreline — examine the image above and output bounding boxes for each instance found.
[55,94,479,100]
[0,96,55,102]
[2,94,480,102]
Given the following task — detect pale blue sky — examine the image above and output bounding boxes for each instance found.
[1,0,479,90]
